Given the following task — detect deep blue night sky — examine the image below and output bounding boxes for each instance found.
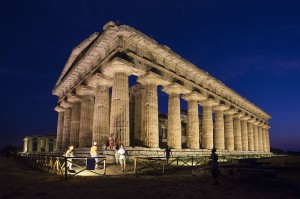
[1,0,299,151]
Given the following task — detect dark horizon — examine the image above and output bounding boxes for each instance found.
[1,0,299,151]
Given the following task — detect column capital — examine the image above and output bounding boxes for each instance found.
[76,85,95,96]
[241,115,251,121]
[183,91,206,101]
[224,108,237,115]
[87,73,113,88]
[213,104,229,112]
[60,100,72,108]
[162,83,190,95]
[233,112,244,118]
[137,71,169,86]
[248,118,256,123]
[199,98,218,107]
[102,57,134,77]
[54,106,65,112]
[67,94,81,103]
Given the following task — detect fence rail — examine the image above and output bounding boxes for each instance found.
[17,153,106,178]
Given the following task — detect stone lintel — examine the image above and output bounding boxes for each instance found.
[183,91,206,102]
[213,104,229,112]
[224,109,237,115]
[87,73,113,88]
[102,57,134,77]
[76,85,95,96]
[162,83,190,95]
[199,98,218,107]
[60,99,72,108]
[67,94,81,103]
[54,106,65,112]
[137,71,169,86]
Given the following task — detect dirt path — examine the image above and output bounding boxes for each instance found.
[0,156,300,199]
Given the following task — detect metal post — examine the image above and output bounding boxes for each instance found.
[134,157,137,174]
[103,159,106,175]
[64,157,68,178]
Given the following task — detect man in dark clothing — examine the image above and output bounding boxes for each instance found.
[210,148,219,185]
[164,146,172,164]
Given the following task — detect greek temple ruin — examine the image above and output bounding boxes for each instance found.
[53,21,271,155]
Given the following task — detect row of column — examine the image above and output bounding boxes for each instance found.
[55,58,270,152]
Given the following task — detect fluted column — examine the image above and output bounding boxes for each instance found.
[200,98,218,150]
[138,72,168,148]
[163,83,189,149]
[258,123,263,151]
[224,109,236,151]
[247,119,255,151]
[241,116,250,151]
[233,113,243,151]
[134,87,144,144]
[61,100,72,149]
[183,92,205,149]
[103,58,134,146]
[68,94,81,147]
[88,73,112,146]
[253,122,259,151]
[265,126,271,152]
[262,126,267,152]
[54,106,65,150]
[213,105,228,150]
[77,86,95,147]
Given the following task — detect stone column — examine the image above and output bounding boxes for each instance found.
[183,92,205,149]
[54,106,65,150]
[247,119,255,151]
[77,85,95,147]
[241,116,250,151]
[134,87,145,144]
[233,113,243,151]
[200,98,218,150]
[224,109,236,151]
[88,73,112,146]
[258,123,263,151]
[67,94,81,147]
[163,83,189,149]
[23,138,28,152]
[61,100,72,149]
[265,126,271,152]
[138,72,167,148]
[253,122,259,151]
[262,126,267,152]
[103,58,134,146]
[213,105,228,150]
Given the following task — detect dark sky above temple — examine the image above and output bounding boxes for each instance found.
[1,0,299,151]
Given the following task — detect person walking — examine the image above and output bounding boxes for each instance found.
[114,144,120,165]
[210,148,219,185]
[90,142,99,169]
[64,145,74,169]
[164,146,172,164]
[118,144,127,172]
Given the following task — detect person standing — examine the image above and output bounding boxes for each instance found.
[118,144,126,172]
[164,146,172,164]
[64,145,74,169]
[90,142,99,169]
[108,135,114,150]
[210,148,219,185]
[114,144,120,165]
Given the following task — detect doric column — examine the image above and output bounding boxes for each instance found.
[258,123,263,151]
[67,94,81,147]
[183,92,205,149]
[163,83,189,149]
[103,58,134,146]
[200,98,218,150]
[88,73,112,146]
[241,115,250,151]
[213,105,228,150]
[224,109,236,151]
[137,72,168,148]
[253,121,259,151]
[233,113,243,151]
[61,100,72,149]
[133,86,145,145]
[54,106,65,150]
[77,85,95,147]
[247,118,255,151]
[262,125,267,152]
[265,125,271,152]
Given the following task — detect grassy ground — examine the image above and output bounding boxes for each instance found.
[0,155,300,199]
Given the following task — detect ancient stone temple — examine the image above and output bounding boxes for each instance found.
[53,21,271,154]
[23,135,56,153]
